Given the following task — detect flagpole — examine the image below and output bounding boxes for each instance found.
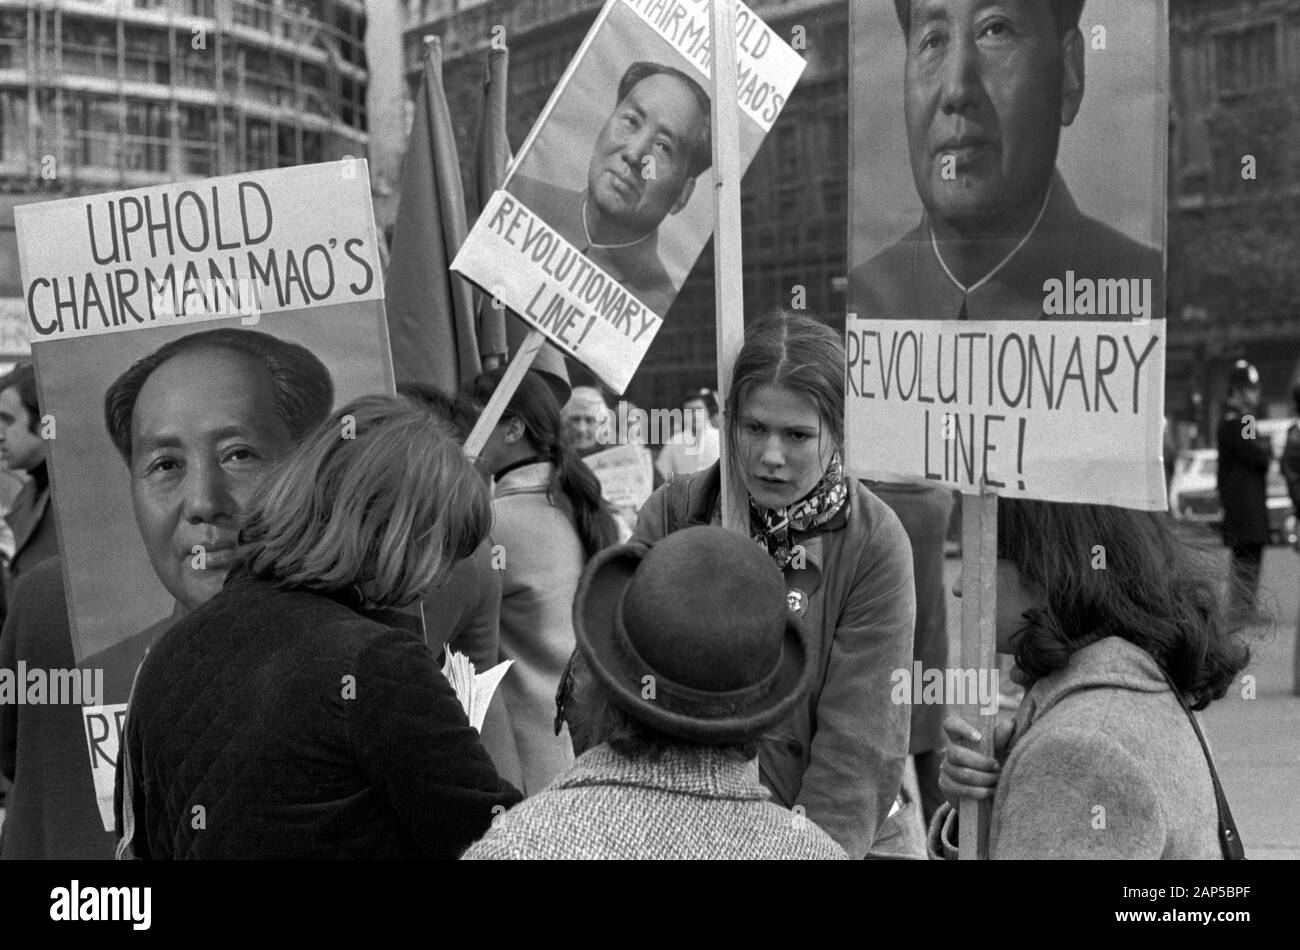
[709,0,746,533]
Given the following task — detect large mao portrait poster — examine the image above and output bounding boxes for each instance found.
[845,0,1169,509]
[453,0,806,393]
[15,161,394,828]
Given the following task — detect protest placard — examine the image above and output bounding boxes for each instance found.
[15,160,394,830]
[846,0,1169,509]
[584,442,655,513]
[845,318,1166,508]
[451,0,805,393]
[846,0,1170,858]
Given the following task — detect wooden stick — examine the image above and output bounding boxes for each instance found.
[959,488,998,859]
[463,328,545,459]
[709,0,746,533]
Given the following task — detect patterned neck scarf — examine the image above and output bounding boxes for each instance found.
[748,452,849,569]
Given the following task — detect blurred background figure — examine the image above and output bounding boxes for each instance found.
[655,388,720,483]
[1282,381,1300,697]
[462,369,619,795]
[118,395,519,859]
[1217,359,1271,621]
[561,386,612,458]
[0,362,55,823]
[0,363,56,617]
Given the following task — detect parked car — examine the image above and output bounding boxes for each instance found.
[1169,443,1298,545]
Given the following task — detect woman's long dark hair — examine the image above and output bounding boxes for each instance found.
[997,498,1249,710]
[463,368,618,559]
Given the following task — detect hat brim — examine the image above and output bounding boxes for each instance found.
[572,540,814,744]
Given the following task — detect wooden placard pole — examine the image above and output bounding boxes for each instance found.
[709,0,747,533]
[959,489,998,859]
[463,328,545,459]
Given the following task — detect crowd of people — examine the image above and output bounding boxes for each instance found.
[0,308,1257,861]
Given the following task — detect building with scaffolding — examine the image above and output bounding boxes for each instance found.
[0,0,371,365]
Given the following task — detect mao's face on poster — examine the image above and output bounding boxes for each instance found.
[903,0,1079,232]
[587,73,702,239]
[128,348,295,612]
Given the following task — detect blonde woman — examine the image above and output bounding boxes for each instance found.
[116,395,521,859]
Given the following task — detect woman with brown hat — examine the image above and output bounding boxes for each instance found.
[628,310,918,859]
[463,525,846,859]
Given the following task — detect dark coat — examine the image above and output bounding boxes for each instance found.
[0,469,58,630]
[1280,421,1300,515]
[116,570,521,859]
[5,469,58,579]
[1217,408,1271,546]
[0,558,116,859]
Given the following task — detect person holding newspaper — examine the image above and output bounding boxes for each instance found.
[116,395,520,859]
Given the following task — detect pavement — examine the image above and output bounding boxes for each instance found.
[942,535,1300,860]
[1199,544,1300,859]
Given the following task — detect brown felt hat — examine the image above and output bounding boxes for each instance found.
[572,525,812,743]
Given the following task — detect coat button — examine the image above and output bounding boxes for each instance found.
[786,740,802,757]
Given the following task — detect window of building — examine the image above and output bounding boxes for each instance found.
[0,11,27,70]
[66,96,122,170]
[179,104,217,176]
[1213,23,1279,97]
[276,123,298,166]
[60,21,117,79]
[247,118,273,169]
[123,27,169,84]
[0,90,27,167]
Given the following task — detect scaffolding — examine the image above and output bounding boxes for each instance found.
[0,0,370,194]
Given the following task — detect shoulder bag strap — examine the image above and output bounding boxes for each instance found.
[1157,666,1246,860]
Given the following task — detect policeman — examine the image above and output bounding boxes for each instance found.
[1217,360,1271,618]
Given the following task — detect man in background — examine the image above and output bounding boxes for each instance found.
[562,386,613,459]
[0,362,57,832]
[1217,360,1271,621]
[0,363,57,603]
[655,388,720,483]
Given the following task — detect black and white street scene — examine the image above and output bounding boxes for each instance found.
[0,0,1294,914]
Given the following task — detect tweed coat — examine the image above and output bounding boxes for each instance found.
[462,744,848,860]
[929,637,1225,859]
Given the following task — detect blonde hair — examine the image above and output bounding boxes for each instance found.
[240,394,491,609]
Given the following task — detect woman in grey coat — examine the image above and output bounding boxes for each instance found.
[934,499,1250,859]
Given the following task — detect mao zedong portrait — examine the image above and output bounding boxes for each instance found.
[79,328,334,697]
[510,61,713,318]
[852,0,1163,322]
